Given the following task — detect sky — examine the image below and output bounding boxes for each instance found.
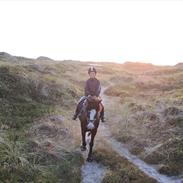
[0,0,183,66]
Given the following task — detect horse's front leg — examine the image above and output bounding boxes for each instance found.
[87,131,96,162]
[81,127,87,151]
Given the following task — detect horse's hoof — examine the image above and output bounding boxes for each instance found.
[80,145,87,151]
[87,156,93,162]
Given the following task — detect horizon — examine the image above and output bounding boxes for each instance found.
[2,50,181,66]
[1,0,183,66]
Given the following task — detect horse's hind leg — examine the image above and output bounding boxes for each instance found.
[87,131,96,162]
[80,130,87,151]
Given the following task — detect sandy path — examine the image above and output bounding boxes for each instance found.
[80,133,107,183]
[81,160,107,183]
[97,86,183,183]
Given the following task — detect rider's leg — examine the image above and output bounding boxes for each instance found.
[100,103,106,122]
[72,96,87,120]
[72,105,80,120]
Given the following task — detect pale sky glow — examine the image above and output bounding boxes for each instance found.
[0,0,183,65]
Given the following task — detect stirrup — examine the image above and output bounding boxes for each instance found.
[72,114,77,120]
[101,117,106,122]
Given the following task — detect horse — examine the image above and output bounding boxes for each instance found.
[78,95,103,162]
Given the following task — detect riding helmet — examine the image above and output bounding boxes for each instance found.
[88,66,97,74]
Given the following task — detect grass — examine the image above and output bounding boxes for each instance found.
[0,100,54,129]
[1,55,183,181]
[103,66,183,176]
[93,144,157,183]
[0,135,83,183]
[0,62,84,183]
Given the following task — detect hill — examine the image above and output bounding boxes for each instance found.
[0,52,182,182]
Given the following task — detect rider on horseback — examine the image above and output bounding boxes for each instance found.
[72,66,106,122]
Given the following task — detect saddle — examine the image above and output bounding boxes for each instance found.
[86,96,102,103]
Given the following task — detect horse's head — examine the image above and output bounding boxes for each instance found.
[86,96,102,110]
[85,96,102,130]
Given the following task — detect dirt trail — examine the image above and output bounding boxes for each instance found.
[81,154,107,183]
[98,86,183,183]
[81,162,106,183]
[80,133,107,183]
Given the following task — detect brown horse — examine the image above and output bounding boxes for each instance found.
[78,96,103,162]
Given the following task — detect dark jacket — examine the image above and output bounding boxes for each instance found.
[85,78,101,97]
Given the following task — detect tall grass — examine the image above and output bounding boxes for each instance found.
[0,62,83,182]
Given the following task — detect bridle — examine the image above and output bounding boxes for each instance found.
[84,96,102,130]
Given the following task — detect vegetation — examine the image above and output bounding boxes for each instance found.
[93,145,156,183]
[1,53,183,182]
[0,59,83,182]
[103,64,183,176]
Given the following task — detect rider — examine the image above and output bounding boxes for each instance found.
[72,66,106,122]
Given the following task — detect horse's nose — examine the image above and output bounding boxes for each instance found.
[87,121,95,130]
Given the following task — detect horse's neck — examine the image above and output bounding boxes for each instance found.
[87,103,98,110]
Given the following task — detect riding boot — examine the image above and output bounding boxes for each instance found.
[100,104,106,122]
[72,104,80,120]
